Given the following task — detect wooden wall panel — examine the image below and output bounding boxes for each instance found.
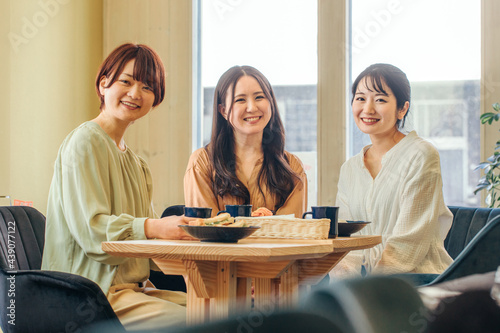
[103,0,193,215]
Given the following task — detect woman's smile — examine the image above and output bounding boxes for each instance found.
[121,100,140,109]
[360,117,380,124]
[244,115,262,123]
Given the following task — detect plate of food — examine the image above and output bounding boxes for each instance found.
[338,220,371,237]
[180,213,260,243]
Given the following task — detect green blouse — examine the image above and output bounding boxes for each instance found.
[42,121,153,294]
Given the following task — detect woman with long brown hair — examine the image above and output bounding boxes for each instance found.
[184,65,307,217]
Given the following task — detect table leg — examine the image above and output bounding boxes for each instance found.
[236,277,252,313]
[271,278,280,308]
[280,262,299,309]
[210,262,237,321]
[254,278,276,313]
[186,278,210,325]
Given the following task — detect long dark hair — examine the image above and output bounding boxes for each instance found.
[351,63,411,128]
[207,65,302,211]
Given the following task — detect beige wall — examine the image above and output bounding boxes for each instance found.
[317,0,347,205]
[103,0,193,216]
[2,0,103,214]
[0,1,11,200]
[482,0,500,165]
[480,0,500,206]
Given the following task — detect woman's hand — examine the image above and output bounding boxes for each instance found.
[144,216,197,240]
[252,207,273,217]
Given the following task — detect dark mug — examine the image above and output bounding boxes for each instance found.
[217,204,252,217]
[302,206,339,238]
[184,207,212,218]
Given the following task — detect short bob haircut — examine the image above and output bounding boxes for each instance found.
[95,43,166,110]
[351,63,411,129]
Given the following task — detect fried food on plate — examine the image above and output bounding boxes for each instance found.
[226,220,247,227]
[188,213,246,227]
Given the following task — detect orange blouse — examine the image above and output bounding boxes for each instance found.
[184,148,307,218]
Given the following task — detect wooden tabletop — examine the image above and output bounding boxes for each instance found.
[102,235,381,261]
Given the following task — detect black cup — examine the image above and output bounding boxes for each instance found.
[184,207,212,218]
[302,206,339,238]
[217,204,252,217]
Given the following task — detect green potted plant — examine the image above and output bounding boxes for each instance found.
[474,103,500,208]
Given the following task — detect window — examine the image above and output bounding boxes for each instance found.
[196,0,319,207]
[193,0,483,208]
[350,0,481,206]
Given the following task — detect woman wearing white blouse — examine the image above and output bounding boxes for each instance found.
[332,63,453,277]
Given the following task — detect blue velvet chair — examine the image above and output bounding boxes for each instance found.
[445,206,500,259]
[0,205,123,333]
[397,206,500,286]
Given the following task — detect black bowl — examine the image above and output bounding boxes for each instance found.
[179,225,260,243]
[338,221,370,237]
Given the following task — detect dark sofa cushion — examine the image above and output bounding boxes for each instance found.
[445,206,500,259]
[0,268,122,333]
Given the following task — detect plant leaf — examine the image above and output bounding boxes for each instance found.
[486,153,500,163]
[480,113,496,124]
[474,186,487,195]
[475,162,491,170]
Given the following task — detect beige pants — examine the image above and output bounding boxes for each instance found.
[107,281,187,330]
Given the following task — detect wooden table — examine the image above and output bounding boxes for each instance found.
[102,236,381,324]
